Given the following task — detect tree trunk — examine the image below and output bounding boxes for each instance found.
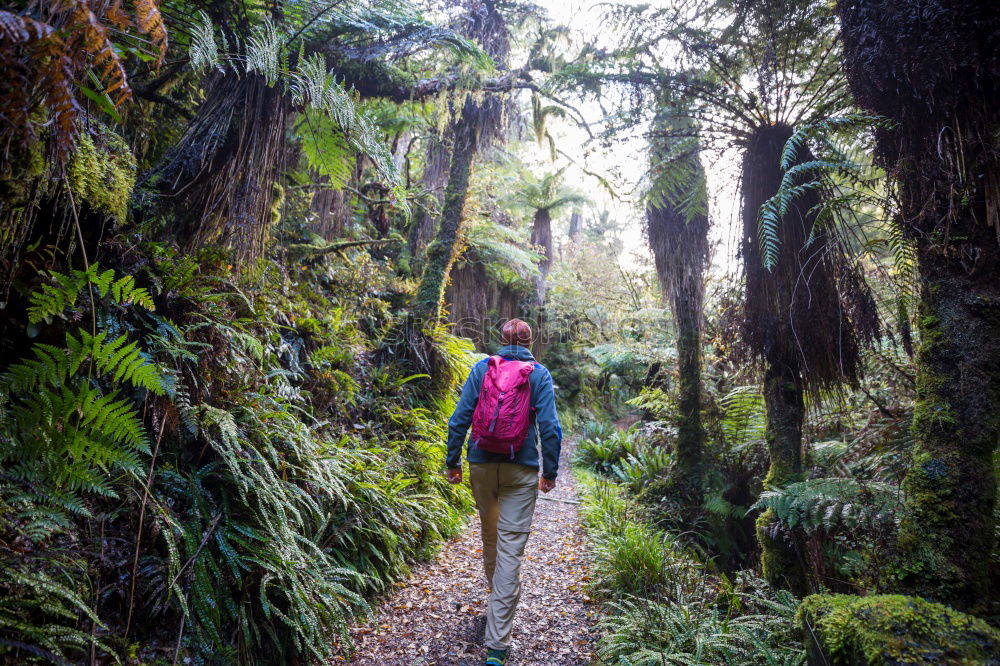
[310,181,351,241]
[445,257,489,349]
[147,73,289,261]
[756,359,809,594]
[837,0,1000,611]
[674,285,704,502]
[412,117,475,323]
[406,135,452,274]
[529,207,553,356]
[646,196,709,508]
[530,207,553,306]
[568,209,583,244]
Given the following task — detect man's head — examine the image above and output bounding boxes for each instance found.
[500,318,532,348]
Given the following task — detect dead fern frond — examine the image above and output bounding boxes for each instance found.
[68,0,132,105]
[0,13,61,152]
[133,0,168,69]
[105,1,132,30]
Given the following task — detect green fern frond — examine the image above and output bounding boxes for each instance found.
[0,564,113,662]
[28,265,154,324]
[719,386,766,446]
[290,52,403,206]
[296,110,355,188]
[190,10,223,72]
[245,16,282,85]
[778,114,893,171]
[751,478,900,534]
[758,114,894,271]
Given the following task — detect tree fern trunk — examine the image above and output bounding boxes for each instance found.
[646,196,708,508]
[531,207,553,305]
[756,359,809,594]
[530,207,553,356]
[445,257,489,349]
[837,0,1000,612]
[674,288,704,503]
[413,117,475,323]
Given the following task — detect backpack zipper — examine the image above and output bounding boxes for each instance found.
[488,391,505,432]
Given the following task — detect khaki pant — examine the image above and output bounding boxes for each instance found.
[469,462,538,650]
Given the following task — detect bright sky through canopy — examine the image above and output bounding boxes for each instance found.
[526,0,742,274]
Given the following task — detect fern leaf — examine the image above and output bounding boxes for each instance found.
[245,16,281,85]
[189,10,223,72]
[133,0,168,69]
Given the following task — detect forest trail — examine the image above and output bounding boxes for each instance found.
[345,440,597,665]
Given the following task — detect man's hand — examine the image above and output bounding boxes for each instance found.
[538,477,556,493]
[447,468,462,484]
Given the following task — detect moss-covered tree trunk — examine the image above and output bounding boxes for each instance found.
[837,0,1000,611]
[412,116,475,323]
[673,286,704,501]
[756,359,808,594]
[900,254,1000,607]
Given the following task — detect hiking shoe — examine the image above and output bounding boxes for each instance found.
[485,647,509,665]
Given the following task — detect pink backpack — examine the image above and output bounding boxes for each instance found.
[471,356,535,458]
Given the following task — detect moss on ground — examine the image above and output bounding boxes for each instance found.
[797,593,1000,665]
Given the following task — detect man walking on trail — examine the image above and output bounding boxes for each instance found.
[446,318,562,665]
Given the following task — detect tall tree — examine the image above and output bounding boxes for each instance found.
[836,0,1000,611]
[645,127,710,508]
[738,123,879,592]
[413,0,513,322]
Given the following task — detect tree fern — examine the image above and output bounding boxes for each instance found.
[757,114,894,271]
[464,218,542,284]
[187,2,489,214]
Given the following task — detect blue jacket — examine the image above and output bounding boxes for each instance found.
[446,345,562,479]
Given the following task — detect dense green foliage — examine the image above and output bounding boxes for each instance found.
[1,240,476,663]
[1,0,998,663]
[577,465,806,665]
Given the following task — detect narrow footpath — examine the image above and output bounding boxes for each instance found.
[345,440,597,665]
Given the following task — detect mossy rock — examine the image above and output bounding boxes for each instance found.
[798,594,1000,665]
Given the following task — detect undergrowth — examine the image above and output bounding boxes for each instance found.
[576,458,806,665]
[0,242,475,663]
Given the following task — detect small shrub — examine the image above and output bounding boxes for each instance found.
[574,424,641,475]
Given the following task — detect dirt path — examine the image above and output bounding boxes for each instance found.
[345,441,596,665]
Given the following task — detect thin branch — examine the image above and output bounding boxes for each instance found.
[286,238,402,259]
